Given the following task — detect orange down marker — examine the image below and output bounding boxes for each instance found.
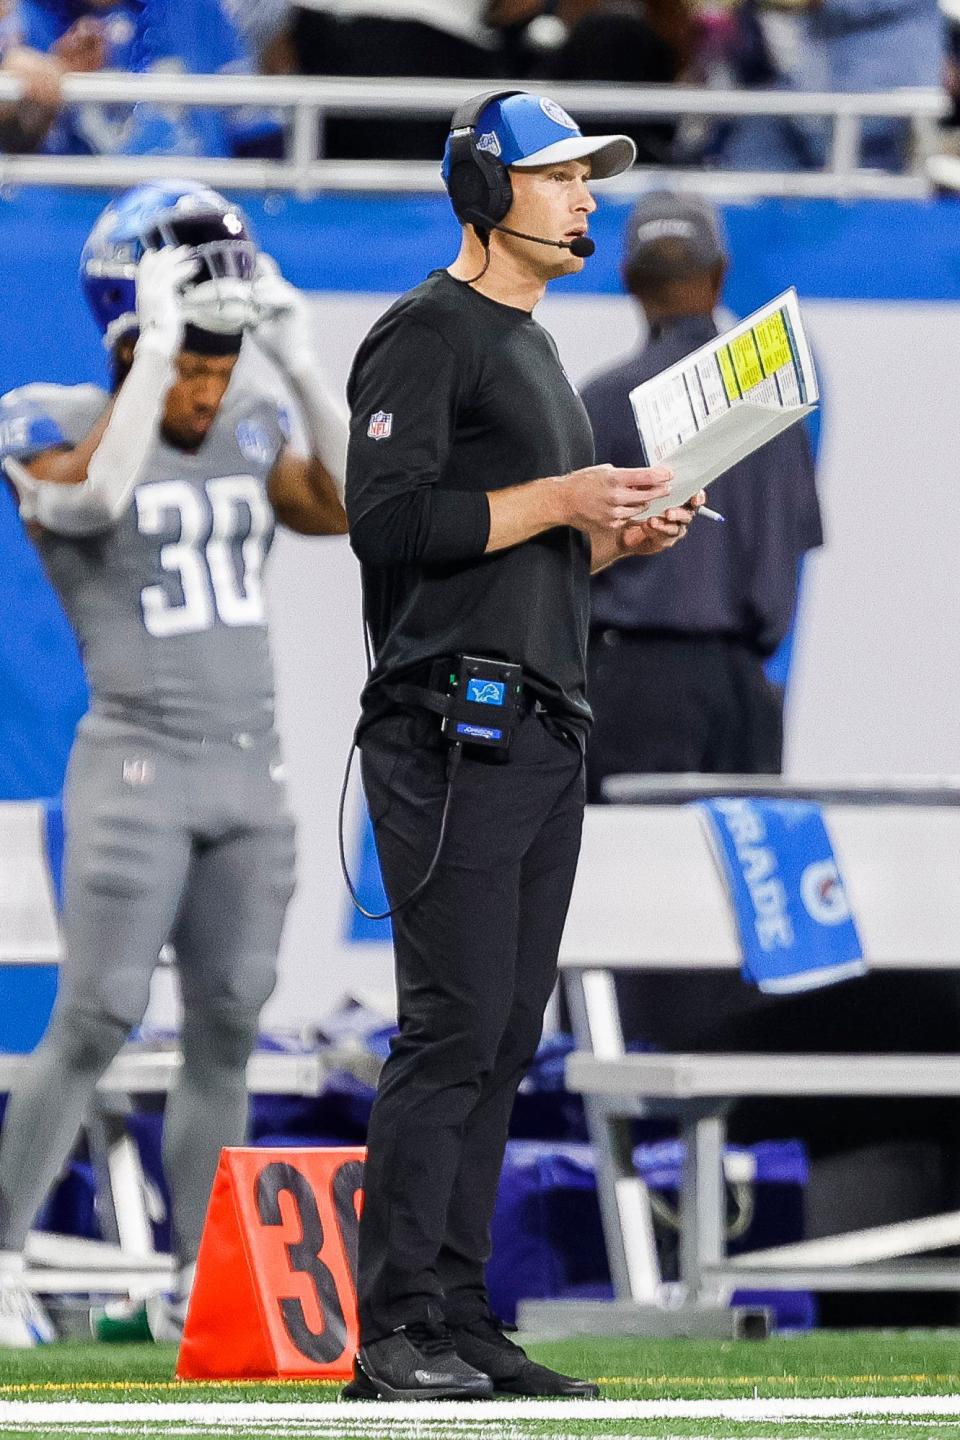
[177,1146,365,1380]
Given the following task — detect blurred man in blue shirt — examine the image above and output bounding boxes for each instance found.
[6,0,279,155]
[718,0,944,172]
[580,191,822,799]
[0,8,70,152]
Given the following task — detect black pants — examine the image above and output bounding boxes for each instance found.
[586,629,784,802]
[357,707,584,1340]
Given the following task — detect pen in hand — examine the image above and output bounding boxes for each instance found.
[698,506,725,523]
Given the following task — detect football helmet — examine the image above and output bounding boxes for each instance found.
[80,180,258,349]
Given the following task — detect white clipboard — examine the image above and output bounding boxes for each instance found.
[627,288,818,519]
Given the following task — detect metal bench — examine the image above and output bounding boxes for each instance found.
[0,1045,333,1299]
[520,780,960,1338]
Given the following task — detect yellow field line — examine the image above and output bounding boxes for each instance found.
[0,1373,956,1397]
[0,1378,342,1394]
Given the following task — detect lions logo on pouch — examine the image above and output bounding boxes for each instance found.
[236,421,273,466]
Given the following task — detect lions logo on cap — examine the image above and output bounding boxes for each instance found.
[539,98,578,131]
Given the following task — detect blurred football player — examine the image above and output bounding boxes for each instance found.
[0,180,347,1345]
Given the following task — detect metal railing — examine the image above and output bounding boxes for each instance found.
[0,72,949,198]
[602,774,960,805]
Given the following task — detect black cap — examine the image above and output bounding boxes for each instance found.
[625,190,727,281]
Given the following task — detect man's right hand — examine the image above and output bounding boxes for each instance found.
[135,246,198,359]
[551,462,673,532]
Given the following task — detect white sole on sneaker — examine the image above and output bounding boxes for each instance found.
[145,1293,188,1343]
[0,1282,54,1347]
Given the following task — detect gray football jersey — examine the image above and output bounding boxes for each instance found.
[1,367,287,738]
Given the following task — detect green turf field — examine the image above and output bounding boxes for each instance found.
[0,1333,959,1438]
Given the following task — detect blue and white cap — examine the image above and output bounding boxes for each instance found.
[444,92,636,182]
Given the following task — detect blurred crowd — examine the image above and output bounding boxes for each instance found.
[0,0,953,170]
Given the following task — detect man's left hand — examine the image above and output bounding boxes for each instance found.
[617,491,705,556]
[2,45,65,108]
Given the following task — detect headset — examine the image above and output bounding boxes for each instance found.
[444,89,595,258]
[444,88,526,234]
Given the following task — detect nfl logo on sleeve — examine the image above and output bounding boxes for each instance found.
[367,410,393,441]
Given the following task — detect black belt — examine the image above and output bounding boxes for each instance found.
[389,663,529,721]
[387,658,546,719]
[384,663,585,760]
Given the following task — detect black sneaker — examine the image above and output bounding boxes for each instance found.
[340,1366,378,1401]
[342,1319,494,1401]
[449,1311,600,1398]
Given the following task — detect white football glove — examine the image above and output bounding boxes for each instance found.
[135,245,198,358]
[251,253,314,377]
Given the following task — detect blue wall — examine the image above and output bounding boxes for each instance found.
[3,189,960,411]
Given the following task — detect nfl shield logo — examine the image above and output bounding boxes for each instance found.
[122,757,155,787]
[367,410,393,441]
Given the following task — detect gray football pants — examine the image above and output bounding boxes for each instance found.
[0,712,296,1270]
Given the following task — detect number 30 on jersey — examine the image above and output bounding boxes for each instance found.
[135,475,273,638]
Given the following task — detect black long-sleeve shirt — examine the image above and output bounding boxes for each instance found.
[346,269,595,728]
[582,313,823,656]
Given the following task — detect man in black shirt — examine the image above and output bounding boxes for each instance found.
[344,90,699,1402]
[581,190,823,797]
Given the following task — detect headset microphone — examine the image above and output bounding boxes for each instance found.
[484,218,596,259]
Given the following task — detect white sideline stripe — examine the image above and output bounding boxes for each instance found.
[4,1397,960,1423]
[19,1426,960,1432]
[10,1428,960,1440]
[9,1430,960,1440]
